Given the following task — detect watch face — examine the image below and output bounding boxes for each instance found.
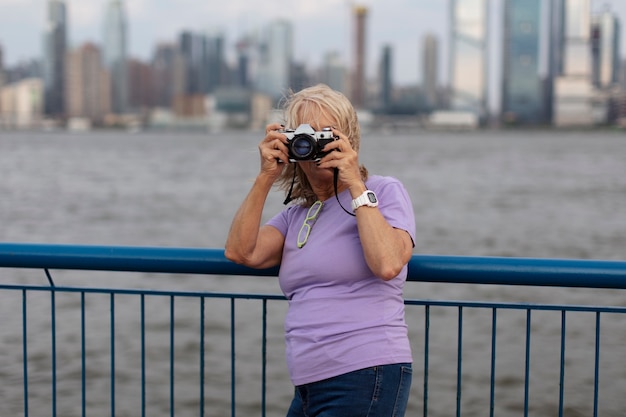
[367,192,377,203]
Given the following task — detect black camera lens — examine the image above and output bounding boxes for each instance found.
[290,135,316,159]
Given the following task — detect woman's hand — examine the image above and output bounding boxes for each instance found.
[316,127,364,194]
[259,123,289,180]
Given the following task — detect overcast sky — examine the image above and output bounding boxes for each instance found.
[1,0,625,88]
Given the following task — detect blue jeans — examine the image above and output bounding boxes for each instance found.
[286,363,412,417]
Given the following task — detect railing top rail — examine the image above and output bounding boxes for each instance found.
[0,242,625,289]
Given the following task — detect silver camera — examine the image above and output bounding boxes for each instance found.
[282,124,337,162]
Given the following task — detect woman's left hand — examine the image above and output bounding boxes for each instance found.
[316,128,363,192]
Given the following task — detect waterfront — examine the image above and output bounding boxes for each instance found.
[1,128,626,416]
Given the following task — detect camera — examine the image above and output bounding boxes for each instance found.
[282,124,337,162]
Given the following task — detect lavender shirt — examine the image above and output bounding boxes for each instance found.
[266,175,416,386]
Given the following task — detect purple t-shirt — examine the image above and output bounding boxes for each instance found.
[266,175,415,386]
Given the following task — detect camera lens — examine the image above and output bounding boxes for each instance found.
[290,135,315,159]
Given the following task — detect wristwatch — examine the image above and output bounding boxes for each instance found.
[351,190,378,212]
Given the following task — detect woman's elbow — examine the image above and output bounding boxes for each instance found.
[377,263,405,281]
[224,246,248,265]
[374,251,412,281]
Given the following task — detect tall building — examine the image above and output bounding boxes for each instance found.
[553,0,596,126]
[256,19,293,101]
[43,0,67,117]
[422,33,439,110]
[0,43,5,94]
[103,0,129,114]
[319,51,347,94]
[178,31,198,95]
[128,58,155,110]
[202,32,227,94]
[591,10,621,89]
[449,0,489,120]
[151,43,186,108]
[235,37,253,88]
[550,0,566,77]
[352,5,368,108]
[65,43,110,124]
[379,45,393,112]
[501,0,545,124]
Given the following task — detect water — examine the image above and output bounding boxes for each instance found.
[1,128,626,416]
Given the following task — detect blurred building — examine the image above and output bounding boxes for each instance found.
[379,45,393,113]
[128,58,155,112]
[178,31,198,95]
[290,62,310,93]
[65,43,111,125]
[0,43,5,115]
[422,33,439,110]
[103,0,129,114]
[591,9,623,125]
[501,0,546,124]
[319,51,347,94]
[449,0,489,121]
[43,0,67,117]
[553,0,597,126]
[172,94,206,118]
[151,43,186,108]
[178,30,227,96]
[203,32,228,93]
[591,10,621,89]
[352,5,368,108]
[235,37,252,88]
[256,19,293,102]
[0,78,44,129]
[0,43,4,85]
[3,60,42,85]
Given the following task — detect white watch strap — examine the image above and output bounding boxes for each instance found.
[351,190,378,211]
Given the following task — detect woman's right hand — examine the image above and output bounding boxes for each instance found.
[259,123,289,179]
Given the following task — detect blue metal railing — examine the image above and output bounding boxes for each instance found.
[1,242,626,417]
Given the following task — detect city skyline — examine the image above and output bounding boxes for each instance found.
[2,0,626,88]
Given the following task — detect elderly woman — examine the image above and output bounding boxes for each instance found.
[225,84,415,417]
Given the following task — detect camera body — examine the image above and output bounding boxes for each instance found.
[282,124,337,162]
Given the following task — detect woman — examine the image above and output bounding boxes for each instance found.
[225,84,415,417]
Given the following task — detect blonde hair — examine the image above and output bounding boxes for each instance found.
[276,84,368,206]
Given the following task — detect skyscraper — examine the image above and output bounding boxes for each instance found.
[563,0,592,76]
[553,0,595,126]
[103,0,128,114]
[0,43,5,90]
[319,51,347,94]
[202,32,227,94]
[449,0,489,120]
[256,19,293,101]
[151,43,186,108]
[501,0,544,124]
[379,45,393,112]
[422,33,439,110]
[43,0,67,117]
[352,5,368,108]
[65,43,110,124]
[591,10,621,89]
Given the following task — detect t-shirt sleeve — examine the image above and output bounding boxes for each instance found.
[373,177,416,247]
[266,205,292,237]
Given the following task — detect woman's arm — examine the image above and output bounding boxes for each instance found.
[224,124,289,269]
[319,128,413,280]
[350,184,414,281]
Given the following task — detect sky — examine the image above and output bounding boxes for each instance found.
[1,0,626,89]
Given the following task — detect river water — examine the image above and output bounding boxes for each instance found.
[1,128,625,416]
